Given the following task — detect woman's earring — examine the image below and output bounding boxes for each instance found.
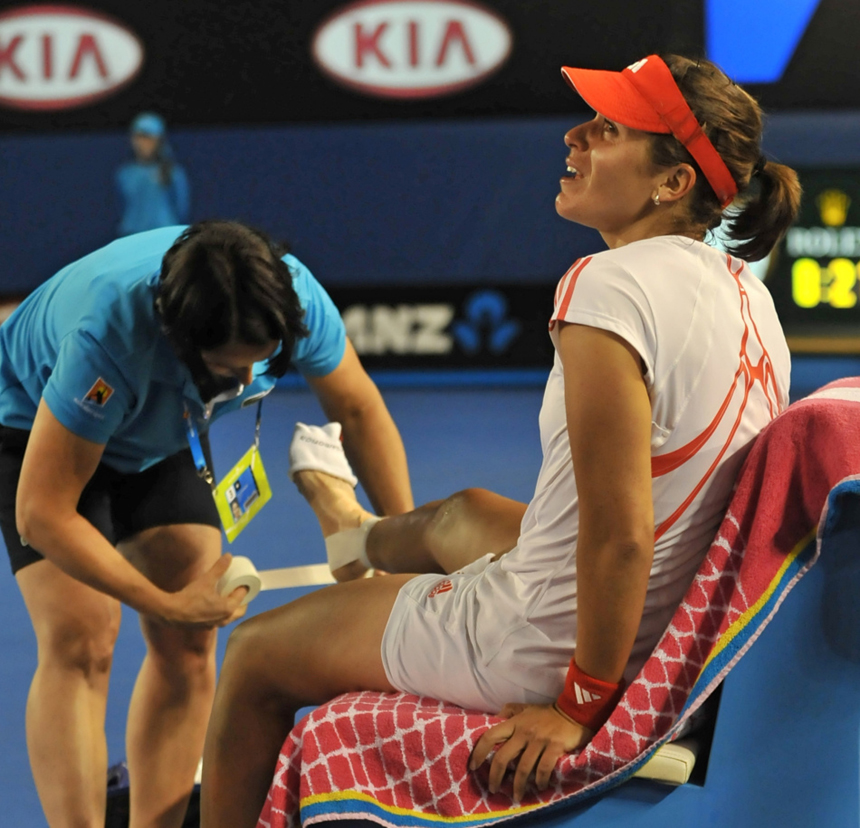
[652,194,660,206]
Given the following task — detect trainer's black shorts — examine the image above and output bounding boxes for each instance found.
[0,426,220,575]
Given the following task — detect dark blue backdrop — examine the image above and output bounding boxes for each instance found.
[3,112,860,297]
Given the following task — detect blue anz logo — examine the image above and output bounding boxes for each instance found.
[451,290,521,355]
[706,0,821,83]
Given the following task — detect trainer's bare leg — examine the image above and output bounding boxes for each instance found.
[121,524,221,828]
[294,470,526,579]
[17,560,122,828]
[200,573,412,828]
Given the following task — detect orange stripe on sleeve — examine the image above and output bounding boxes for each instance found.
[552,256,592,322]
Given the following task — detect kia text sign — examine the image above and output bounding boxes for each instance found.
[0,5,143,111]
[312,0,512,99]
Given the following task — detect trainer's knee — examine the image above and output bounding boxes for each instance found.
[141,618,217,677]
[38,613,120,678]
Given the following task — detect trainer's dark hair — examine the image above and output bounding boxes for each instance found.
[157,221,309,378]
[650,55,802,262]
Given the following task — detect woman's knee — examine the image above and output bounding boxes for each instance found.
[424,488,495,541]
[218,614,290,699]
[19,561,122,678]
[222,616,258,669]
[222,608,304,674]
[422,488,525,564]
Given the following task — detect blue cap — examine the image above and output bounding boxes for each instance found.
[130,112,166,137]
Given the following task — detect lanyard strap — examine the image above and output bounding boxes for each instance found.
[184,400,263,489]
[253,399,262,450]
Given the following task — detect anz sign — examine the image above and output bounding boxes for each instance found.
[706,0,821,83]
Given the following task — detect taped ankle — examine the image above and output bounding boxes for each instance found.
[325,516,382,571]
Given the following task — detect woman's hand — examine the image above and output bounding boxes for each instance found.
[158,554,248,628]
[469,703,593,801]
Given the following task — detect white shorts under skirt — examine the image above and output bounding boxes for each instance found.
[380,554,560,714]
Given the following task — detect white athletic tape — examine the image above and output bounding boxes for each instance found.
[325,516,381,571]
[217,555,335,605]
[260,563,335,589]
[217,556,263,604]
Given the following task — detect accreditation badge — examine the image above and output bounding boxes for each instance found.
[213,444,272,542]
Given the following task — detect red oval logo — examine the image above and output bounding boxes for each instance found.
[312,0,513,100]
[0,4,144,111]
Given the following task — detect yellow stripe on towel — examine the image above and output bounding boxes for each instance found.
[302,788,545,822]
[699,525,817,676]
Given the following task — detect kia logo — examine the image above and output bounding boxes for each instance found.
[0,5,143,111]
[312,0,512,99]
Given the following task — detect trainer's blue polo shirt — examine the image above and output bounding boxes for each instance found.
[0,226,345,473]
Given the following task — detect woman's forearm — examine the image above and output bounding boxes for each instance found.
[573,534,654,682]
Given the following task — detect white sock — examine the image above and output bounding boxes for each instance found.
[288,422,358,487]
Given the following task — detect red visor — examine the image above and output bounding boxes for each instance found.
[561,56,738,209]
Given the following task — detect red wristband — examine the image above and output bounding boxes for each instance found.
[556,659,625,732]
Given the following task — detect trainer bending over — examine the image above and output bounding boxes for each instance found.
[0,221,412,828]
[200,55,800,825]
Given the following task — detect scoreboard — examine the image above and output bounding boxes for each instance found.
[767,169,860,353]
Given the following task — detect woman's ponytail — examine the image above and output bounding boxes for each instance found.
[723,161,802,262]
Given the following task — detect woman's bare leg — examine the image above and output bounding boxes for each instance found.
[200,573,412,828]
[294,469,526,578]
[371,488,527,573]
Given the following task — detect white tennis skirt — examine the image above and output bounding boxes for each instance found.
[380,553,565,713]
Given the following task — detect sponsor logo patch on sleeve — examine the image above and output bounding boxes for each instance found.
[84,378,114,406]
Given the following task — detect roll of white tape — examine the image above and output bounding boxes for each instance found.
[217,555,262,605]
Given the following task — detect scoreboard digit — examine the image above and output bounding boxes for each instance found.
[767,169,860,352]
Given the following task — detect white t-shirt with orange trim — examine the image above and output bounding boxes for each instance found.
[473,235,790,691]
[382,236,790,711]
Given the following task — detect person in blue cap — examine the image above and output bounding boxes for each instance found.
[116,112,191,236]
[0,220,414,828]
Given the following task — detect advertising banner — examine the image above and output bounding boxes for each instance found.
[329,282,556,371]
[1,0,858,131]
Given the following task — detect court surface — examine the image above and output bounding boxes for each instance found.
[0,359,855,824]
